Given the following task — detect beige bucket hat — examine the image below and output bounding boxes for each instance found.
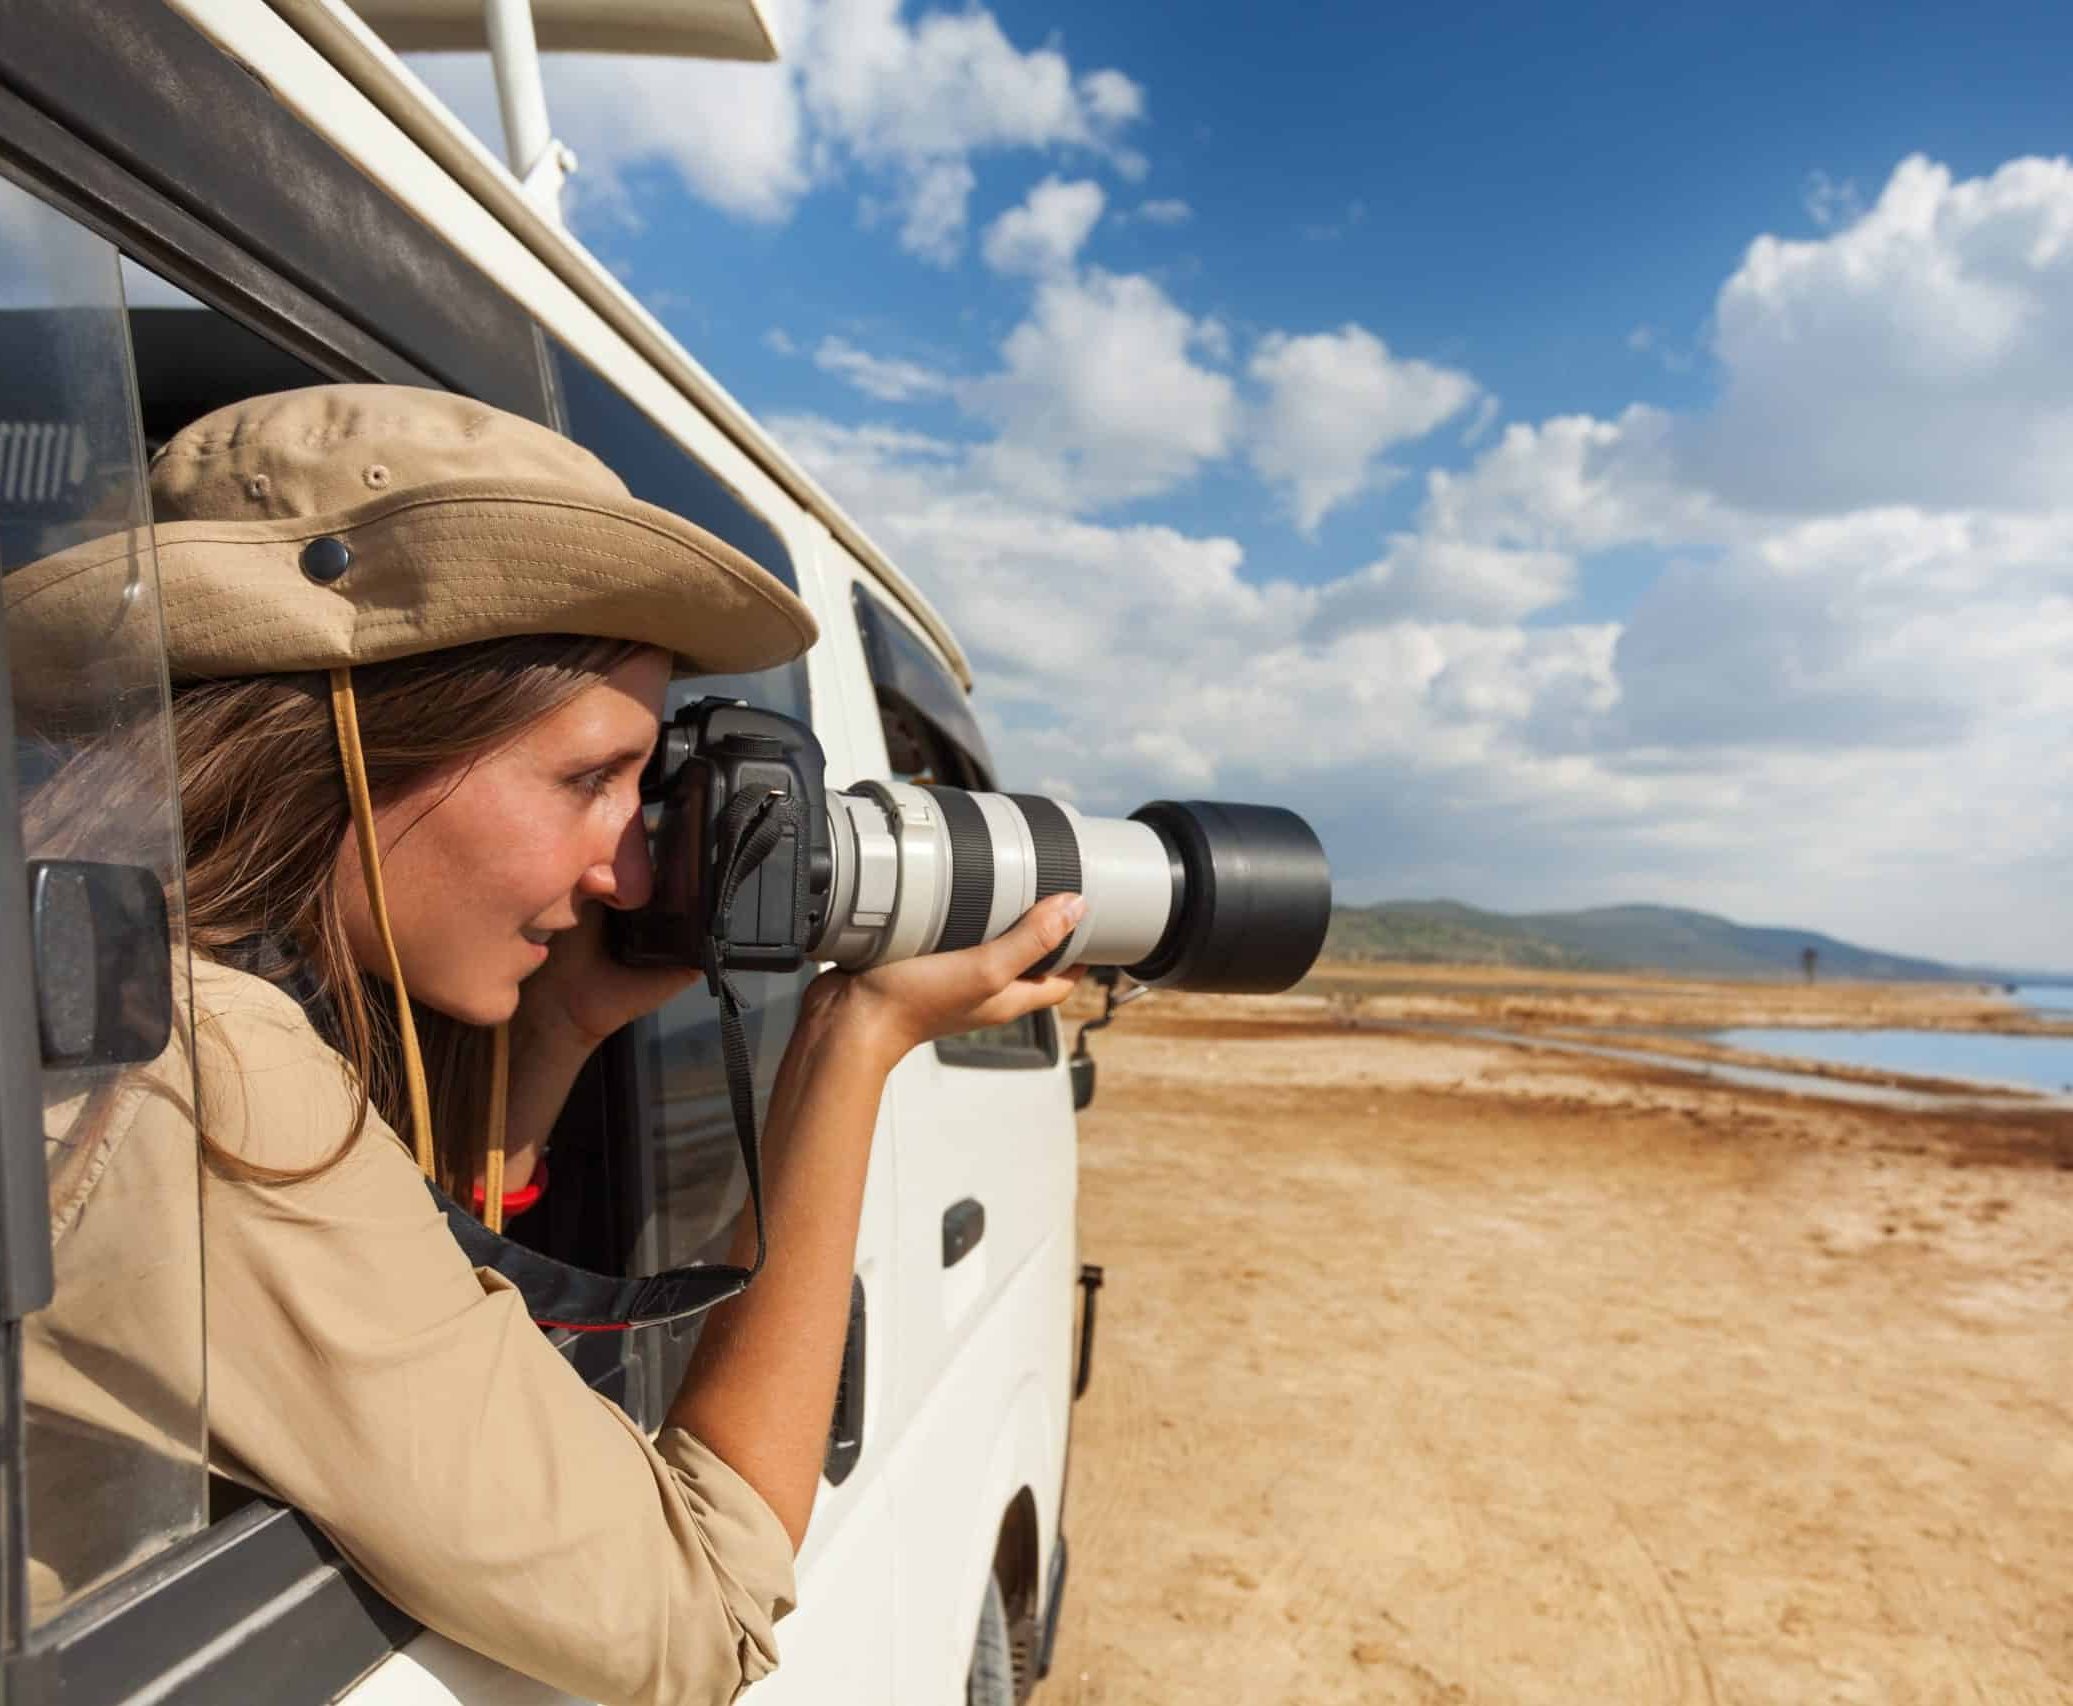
[2,383,817,703]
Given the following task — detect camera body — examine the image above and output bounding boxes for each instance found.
[611,697,832,972]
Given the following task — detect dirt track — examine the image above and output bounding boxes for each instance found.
[1047,976,2073,1705]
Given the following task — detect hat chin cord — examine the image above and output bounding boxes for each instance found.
[327,668,512,1232]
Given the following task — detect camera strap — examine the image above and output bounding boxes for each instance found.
[432,783,803,1332]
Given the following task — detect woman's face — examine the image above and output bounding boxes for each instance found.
[336,648,673,1025]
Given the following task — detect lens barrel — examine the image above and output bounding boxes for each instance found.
[814,786,1330,994]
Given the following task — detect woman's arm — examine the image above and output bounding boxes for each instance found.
[503,890,1083,1544]
[669,893,1086,1545]
[661,980,884,1547]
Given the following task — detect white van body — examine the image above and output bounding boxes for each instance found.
[0,2,1087,1701]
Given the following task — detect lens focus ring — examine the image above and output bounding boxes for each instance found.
[1006,793,1082,974]
[922,785,995,953]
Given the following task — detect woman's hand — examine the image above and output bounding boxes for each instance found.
[816,892,1087,1073]
[515,901,702,1054]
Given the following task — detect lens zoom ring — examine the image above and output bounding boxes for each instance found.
[922,786,995,953]
[1006,793,1082,973]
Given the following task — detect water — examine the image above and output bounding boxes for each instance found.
[2013,984,2073,1015]
[1439,1027,2016,1110]
[1713,1027,2073,1095]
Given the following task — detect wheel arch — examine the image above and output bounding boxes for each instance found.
[989,1486,1043,1697]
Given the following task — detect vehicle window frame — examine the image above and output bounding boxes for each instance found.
[0,16,561,1691]
[841,587,1058,1070]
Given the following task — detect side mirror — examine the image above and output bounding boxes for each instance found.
[29,861,171,1068]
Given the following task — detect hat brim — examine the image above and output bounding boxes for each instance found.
[4,477,818,701]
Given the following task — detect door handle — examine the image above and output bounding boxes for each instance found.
[941,1198,985,1268]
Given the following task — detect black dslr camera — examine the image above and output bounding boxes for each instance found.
[610,697,831,973]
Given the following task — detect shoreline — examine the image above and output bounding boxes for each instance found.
[1293,958,2073,1038]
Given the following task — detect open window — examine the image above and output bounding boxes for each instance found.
[851,581,995,790]
[846,585,1058,1069]
[544,342,817,1413]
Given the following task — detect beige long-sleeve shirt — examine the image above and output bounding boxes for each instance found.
[25,958,795,1706]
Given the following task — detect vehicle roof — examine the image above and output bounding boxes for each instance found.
[344,0,781,61]
[264,0,974,689]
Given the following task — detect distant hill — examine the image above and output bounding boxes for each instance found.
[1324,900,1980,982]
[1325,900,1600,970]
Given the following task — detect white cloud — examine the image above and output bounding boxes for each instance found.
[1312,537,1575,628]
[1077,68,1146,129]
[813,336,954,402]
[803,0,1138,164]
[1418,408,1717,555]
[1246,325,1480,533]
[1124,197,1192,226]
[774,413,1616,799]
[1692,153,2073,513]
[405,0,1145,260]
[981,177,1106,276]
[962,269,1237,508]
[1609,508,2073,753]
[892,159,977,264]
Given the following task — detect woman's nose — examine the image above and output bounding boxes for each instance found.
[578,808,655,911]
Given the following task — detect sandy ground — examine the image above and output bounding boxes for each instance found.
[1046,967,2073,1705]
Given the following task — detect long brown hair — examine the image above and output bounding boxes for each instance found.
[36,634,646,1194]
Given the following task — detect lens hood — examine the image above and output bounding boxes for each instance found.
[1123,801,1332,993]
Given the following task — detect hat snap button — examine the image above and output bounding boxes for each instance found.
[300,536,353,584]
[363,463,391,490]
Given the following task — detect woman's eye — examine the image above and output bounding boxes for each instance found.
[566,766,615,799]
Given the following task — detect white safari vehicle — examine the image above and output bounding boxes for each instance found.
[0,2,1102,1700]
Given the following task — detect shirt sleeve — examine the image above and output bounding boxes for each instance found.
[190,970,796,1706]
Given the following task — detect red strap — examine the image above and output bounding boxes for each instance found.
[472,1161,547,1219]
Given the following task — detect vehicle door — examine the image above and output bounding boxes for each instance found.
[541,346,899,1706]
[829,572,1081,1702]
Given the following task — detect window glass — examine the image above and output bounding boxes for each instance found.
[850,582,994,788]
[550,344,799,593]
[935,1009,1058,1068]
[119,258,328,455]
[545,341,812,1316]
[1,178,204,1623]
[840,587,1048,1063]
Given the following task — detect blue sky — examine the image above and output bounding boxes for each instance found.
[412,0,2073,963]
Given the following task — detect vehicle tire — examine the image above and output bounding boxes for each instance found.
[967,1574,1016,1706]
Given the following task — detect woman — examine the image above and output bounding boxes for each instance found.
[6,384,1083,1704]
